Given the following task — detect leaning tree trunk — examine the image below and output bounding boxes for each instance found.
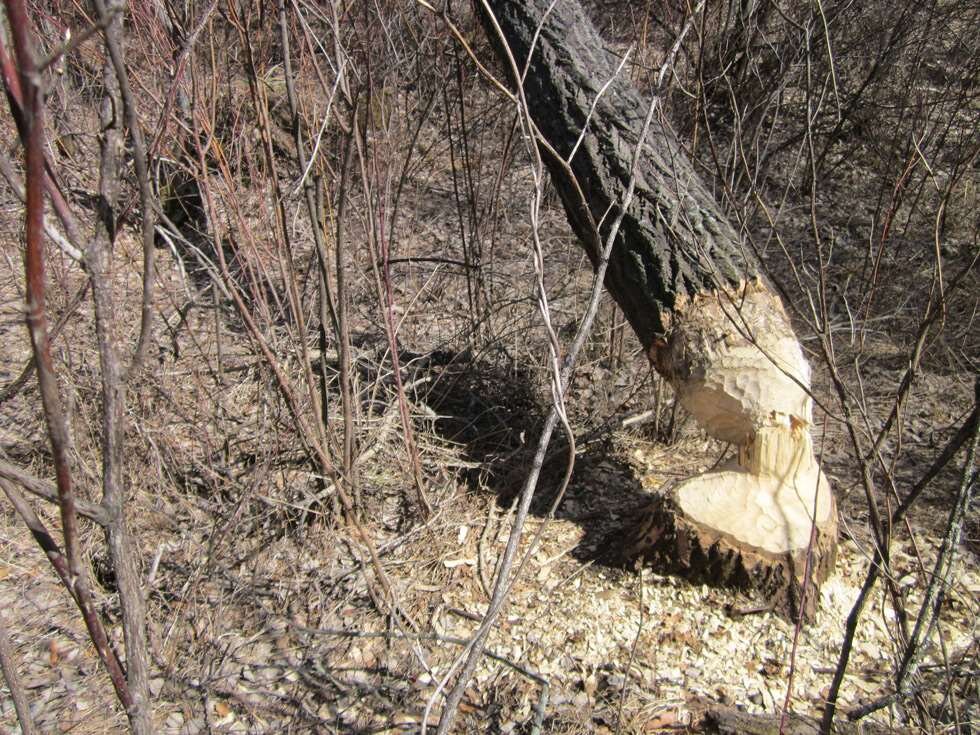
[479,0,836,620]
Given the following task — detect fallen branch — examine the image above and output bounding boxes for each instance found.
[0,457,108,526]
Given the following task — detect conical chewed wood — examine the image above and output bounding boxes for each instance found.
[633,283,838,620]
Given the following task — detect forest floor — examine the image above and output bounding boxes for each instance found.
[1,210,977,733]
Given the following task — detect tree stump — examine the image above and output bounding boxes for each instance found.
[627,282,838,619]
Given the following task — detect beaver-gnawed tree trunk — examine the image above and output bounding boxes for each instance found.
[479,0,837,620]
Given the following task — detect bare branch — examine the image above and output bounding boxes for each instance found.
[0,457,109,526]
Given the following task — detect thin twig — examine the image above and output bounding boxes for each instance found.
[0,281,89,407]
[780,416,828,733]
[0,150,82,261]
[0,33,85,248]
[0,603,38,735]
[433,3,666,728]
[0,476,129,706]
[0,457,108,526]
[848,383,978,722]
[616,565,645,733]
[291,624,550,734]
[820,380,980,731]
[35,6,122,72]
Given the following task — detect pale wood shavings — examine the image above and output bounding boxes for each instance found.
[422,432,979,732]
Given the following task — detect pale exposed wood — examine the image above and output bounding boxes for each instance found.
[655,282,815,445]
[624,485,837,620]
[627,284,837,618]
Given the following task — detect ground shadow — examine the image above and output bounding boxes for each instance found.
[420,350,655,568]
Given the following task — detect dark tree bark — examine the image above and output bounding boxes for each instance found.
[480,0,749,346]
[479,0,838,619]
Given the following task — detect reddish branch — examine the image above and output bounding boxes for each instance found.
[0,29,83,248]
[2,0,132,710]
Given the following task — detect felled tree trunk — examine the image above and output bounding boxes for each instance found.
[479,0,836,619]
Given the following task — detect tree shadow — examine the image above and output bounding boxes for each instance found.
[420,351,655,568]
